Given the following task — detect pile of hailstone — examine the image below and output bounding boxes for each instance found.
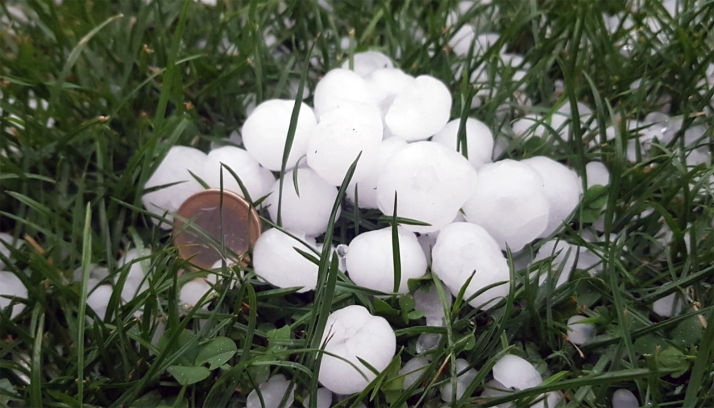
[141,50,600,402]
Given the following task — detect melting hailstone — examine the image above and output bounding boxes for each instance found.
[252,228,320,293]
[202,146,275,202]
[385,75,452,141]
[431,118,494,169]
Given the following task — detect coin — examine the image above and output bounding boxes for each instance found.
[173,189,261,269]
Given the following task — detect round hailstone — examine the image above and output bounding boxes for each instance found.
[180,278,214,309]
[265,168,339,237]
[652,292,685,318]
[431,222,510,310]
[118,248,151,303]
[376,142,477,234]
[612,389,639,408]
[385,75,452,141]
[550,102,594,140]
[347,137,407,209]
[313,68,376,119]
[142,146,207,228]
[0,271,27,319]
[567,315,596,345]
[306,101,383,186]
[0,232,22,269]
[365,68,416,117]
[399,356,429,390]
[303,388,332,408]
[203,146,275,202]
[431,118,494,169]
[522,156,581,237]
[318,305,396,395]
[246,374,295,408]
[585,161,610,189]
[439,358,478,403]
[512,114,549,141]
[462,159,549,251]
[481,379,512,402]
[87,284,113,321]
[345,227,427,294]
[241,99,317,171]
[448,24,476,57]
[340,51,394,77]
[531,239,578,288]
[253,228,320,293]
[492,355,542,391]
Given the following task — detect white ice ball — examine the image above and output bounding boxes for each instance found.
[432,118,494,169]
[346,227,427,293]
[492,354,542,391]
[399,356,429,390]
[462,159,549,251]
[0,271,27,319]
[567,315,596,345]
[142,146,207,228]
[266,168,339,237]
[439,358,478,403]
[303,388,332,408]
[377,142,477,234]
[652,292,685,318]
[306,101,383,186]
[585,161,610,189]
[522,156,581,237]
[180,278,214,310]
[253,228,320,293]
[346,137,408,209]
[318,305,396,395]
[87,284,113,321]
[341,51,394,77]
[313,68,376,119]
[118,248,151,303]
[365,69,416,117]
[385,75,452,141]
[512,114,549,140]
[246,374,295,408]
[203,146,275,202]
[241,99,317,171]
[612,389,639,408]
[432,222,510,310]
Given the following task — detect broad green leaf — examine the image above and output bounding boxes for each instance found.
[196,337,238,370]
[167,365,211,386]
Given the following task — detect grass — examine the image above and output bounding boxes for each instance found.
[1,0,714,407]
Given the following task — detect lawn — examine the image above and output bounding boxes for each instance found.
[1,0,714,407]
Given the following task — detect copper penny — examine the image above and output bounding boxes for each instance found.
[173,189,261,269]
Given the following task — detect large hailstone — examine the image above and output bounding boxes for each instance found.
[246,374,295,408]
[306,101,383,186]
[265,168,339,237]
[241,99,317,171]
[87,284,113,320]
[376,142,477,234]
[347,137,407,209]
[118,248,151,303]
[202,146,275,201]
[521,156,581,237]
[432,118,494,169]
[431,222,510,310]
[462,159,549,251]
[492,355,542,391]
[567,315,596,345]
[313,68,376,119]
[303,388,332,408]
[612,389,639,408]
[385,75,452,141]
[512,114,550,141]
[365,68,416,117]
[180,278,214,310]
[0,271,27,319]
[550,102,595,140]
[142,146,207,228]
[439,358,478,403]
[253,228,320,293]
[345,227,427,293]
[399,356,429,390]
[341,51,394,77]
[318,305,396,395]
[584,161,610,189]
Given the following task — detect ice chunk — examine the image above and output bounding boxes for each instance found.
[203,146,275,202]
[612,389,639,408]
[440,358,478,402]
[481,379,513,408]
[142,146,207,228]
[550,102,594,140]
[416,332,442,354]
[307,101,383,186]
[318,305,396,394]
[246,374,295,408]
[463,159,549,251]
[347,137,408,209]
[87,284,113,320]
[522,156,581,237]
[385,75,452,141]
[365,69,416,117]
[377,142,477,234]
[303,387,332,408]
[0,271,27,319]
[265,168,339,237]
[341,51,394,77]
[241,99,317,171]
[531,392,564,408]
[0,232,22,269]
[585,161,610,189]
[313,69,376,119]
[346,227,427,293]
[413,283,452,323]
[492,355,542,390]
[118,248,151,303]
[253,228,320,293]
[399,356,429,389]
[530,240,577,288]
[180,278,214,310]
[512,114,549,140]
[652,292,685,318]
[432,118,494,169]
[431,222,510,310]
[567,315,596,345]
